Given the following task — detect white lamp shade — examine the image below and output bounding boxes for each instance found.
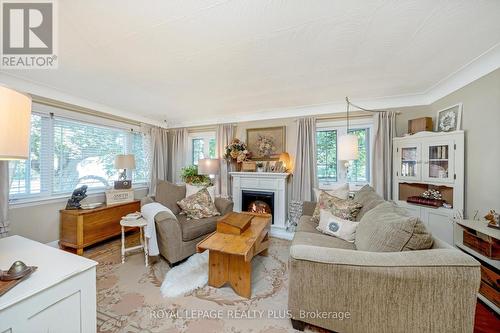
[338,134,359,161]
[114,154,136,169]
[198,158,220,175]
[0,86,32,160]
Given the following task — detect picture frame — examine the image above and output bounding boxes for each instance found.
[246,126,286,160]
[436,103,462,132]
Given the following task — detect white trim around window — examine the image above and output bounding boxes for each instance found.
[187,131,216,165]
[316,118,374,191]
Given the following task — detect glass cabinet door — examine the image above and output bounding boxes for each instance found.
[398,144,421,180]
[424,142,454,183]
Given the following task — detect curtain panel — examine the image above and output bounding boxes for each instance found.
[169,128,188,184]
[148,127,169,195]
[216,124,235,198]
[292,117,318,201]
[372,111,397,200]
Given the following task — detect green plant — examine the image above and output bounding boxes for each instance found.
[180,165,210,185]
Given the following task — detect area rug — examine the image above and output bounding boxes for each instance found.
[85,233,326,333]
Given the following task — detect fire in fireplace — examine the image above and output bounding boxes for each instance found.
[241,190,274,224]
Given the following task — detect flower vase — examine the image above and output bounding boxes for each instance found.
[235,162,242,172]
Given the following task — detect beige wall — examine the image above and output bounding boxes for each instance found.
[430,69,500,218]
[9,188,148,244]
[10,70,499,243]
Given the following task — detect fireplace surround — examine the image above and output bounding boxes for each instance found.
[230,172,291,239]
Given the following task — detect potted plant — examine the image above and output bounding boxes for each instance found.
[256,162,264,172]
[180,165,210,185]
[223,138,251,171]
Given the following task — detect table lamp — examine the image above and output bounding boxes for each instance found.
[0,86,32,160]
[198,158,220,185]
[114,154,136,189]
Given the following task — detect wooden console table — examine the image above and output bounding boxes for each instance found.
[60,200,140,255]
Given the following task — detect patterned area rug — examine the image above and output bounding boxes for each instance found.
[85,233,326,333]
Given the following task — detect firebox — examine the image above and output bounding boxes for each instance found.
[241,190,274,224]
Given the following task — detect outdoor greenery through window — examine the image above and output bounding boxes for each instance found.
[316,126,370,185]
[316,130,337,182]
[9,113,149,201]
[191,136,216,165]
[347,128,370,183]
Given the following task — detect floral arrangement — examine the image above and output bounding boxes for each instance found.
[224,139,251,163]
[421,189,442,200]
[257,135,277,157]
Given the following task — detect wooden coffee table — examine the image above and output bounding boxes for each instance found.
[196,212,271,298]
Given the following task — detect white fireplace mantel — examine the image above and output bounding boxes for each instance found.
[230,172,291,238]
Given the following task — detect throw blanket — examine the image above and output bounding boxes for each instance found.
[141,202,175,256]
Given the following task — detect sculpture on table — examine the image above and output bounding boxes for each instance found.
[66,185,88,210]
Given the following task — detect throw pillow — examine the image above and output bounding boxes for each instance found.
[155,180,186,215]
[185,183,215,202]
[177,188,220,220]
[313,183,350,200]
[352,185,385,221]
[317,209,359,243]
[311,191,363,223]
[355,202,434,252]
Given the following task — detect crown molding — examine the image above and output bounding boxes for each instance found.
[424,42,500,104]
[0,72,166,128]
[2,42,499,129]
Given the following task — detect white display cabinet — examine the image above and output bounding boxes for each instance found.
[393,131,464,245]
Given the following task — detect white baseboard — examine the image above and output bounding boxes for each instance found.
[45,240,60,248]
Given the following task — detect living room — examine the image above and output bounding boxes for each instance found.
[0,1,499,332]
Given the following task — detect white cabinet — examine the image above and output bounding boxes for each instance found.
[0,236,97,333]
[393,131,464,246]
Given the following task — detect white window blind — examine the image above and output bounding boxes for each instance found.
[9,111,150,202]
[53,117,126,193]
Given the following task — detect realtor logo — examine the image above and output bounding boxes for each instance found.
[1,0,58,68]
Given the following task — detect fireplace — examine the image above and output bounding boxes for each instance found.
[241,190,274,224]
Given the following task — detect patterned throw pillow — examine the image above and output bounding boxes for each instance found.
[316,209,359,243]
[177,188,220,220]
[311,190,363,223]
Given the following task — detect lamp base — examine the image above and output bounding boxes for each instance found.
[114,180,132,189]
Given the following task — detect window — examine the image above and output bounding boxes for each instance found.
[347,128,370,183]
[189,132,216,165]
[316,121,372,187]
[316,130,337,182]
[9,112,149,201]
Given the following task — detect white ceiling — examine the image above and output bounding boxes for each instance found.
[2,0,500,127]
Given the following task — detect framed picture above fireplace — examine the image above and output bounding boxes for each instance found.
[246,126,286,160]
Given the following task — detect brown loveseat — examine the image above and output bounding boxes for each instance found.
[288,186,481,333]
[141,180,233,266]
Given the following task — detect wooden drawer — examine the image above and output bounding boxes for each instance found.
[481,264,500,291]
[463,228,500,259]
[479,280,500,308]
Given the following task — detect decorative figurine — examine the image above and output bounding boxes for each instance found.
[485,210,500,229]
[65,185,88,210]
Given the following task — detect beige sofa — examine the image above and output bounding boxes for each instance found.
[141,180,233,266]
[288,188,481,333]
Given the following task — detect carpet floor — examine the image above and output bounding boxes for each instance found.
[86,233,499,333]
[85,233,325,333]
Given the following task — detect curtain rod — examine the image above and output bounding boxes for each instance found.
[31,94,143,127]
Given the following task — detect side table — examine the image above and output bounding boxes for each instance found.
[120,218,149,266]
